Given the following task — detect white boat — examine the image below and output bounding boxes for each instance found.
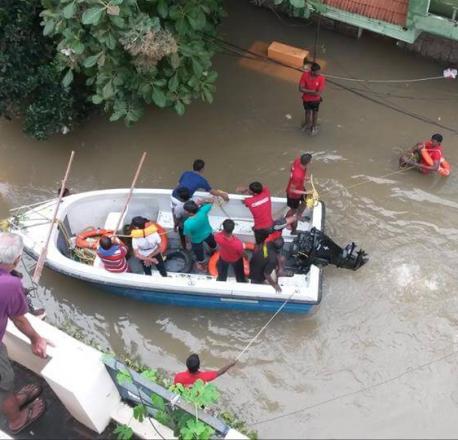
[9,189,325,314]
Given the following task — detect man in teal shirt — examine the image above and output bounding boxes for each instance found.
[183,200,216,271]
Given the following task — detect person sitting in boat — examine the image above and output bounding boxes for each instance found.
[174,354,236,387]
[249,230,290,293]
[96,236,129,273]
[400,133,450,176]
[183,200,216,272]
[214,219,246,283]
[131,216,167,277]
[171,159,229,202]
[236,181,274,244]
[171,186,192,250]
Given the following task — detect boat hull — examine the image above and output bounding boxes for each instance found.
[95,282,319,314]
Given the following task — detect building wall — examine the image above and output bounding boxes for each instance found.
[398,33,458,64]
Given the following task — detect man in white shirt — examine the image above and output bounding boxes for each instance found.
[131,217,167,277]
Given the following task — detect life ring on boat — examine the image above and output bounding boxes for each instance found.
[420,147,451,176]
[76,228,113,250]
[130,222,168,254]
[208,242,255,277]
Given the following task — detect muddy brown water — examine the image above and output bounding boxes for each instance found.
[1,1,458,437]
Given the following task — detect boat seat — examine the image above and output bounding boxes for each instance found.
[104,211,126,232]
[156,210,311,241]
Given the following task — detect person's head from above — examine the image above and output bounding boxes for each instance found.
[176,186,191,202]
[186,353,200,373]
[193,159,205,173]
[0,232,23,270]
[222,219,235,235]
[248,181,263,195]
[183,200,199,216]
[131,216,148,230]
[58,187,70,197]
[300,153,312,168]
[99,236,113,250]
[431,133,443,146]
[271,237,285,252]
[310,62,321,76]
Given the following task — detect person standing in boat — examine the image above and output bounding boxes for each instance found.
[299,62,325,136]
[285,153,312,234]
[183,200,216,272]
[237,182,274,245]
[214,219,246,283]
[0,233,48,434]
[96,236,129,273]
[171,186,191,250]
[174,354,236,387]
[172,159,229,202]
[131,217,167,277]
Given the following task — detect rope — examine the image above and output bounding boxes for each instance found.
[236,290,297,362]
[206,35,458,134]
[325,74,445,83]
[249,348,458,426]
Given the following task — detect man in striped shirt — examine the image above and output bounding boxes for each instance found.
[96,236,129,273]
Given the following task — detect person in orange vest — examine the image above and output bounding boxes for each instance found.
[400,133,445,175]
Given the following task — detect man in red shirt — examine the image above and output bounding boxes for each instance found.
[286,153,312,233]
[401,133,444,174]
[214,219,246,283]
[174,354,236,387]
[237,182,274,244]
[299,62,325,136]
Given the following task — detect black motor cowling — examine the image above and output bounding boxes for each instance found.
[288,228,368,273]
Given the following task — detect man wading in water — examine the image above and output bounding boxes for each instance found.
[400,133,445,175]
[299,62,325,136]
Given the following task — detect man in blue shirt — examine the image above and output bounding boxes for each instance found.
[183,200,216,271]
[172,159,229,201]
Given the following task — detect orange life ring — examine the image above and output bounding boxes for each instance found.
[76,228,113,250]
[420,148,451,176]
[420,147,434,167]
[155,223,169,254]
[439,159,451,177]
[208,242,254,277]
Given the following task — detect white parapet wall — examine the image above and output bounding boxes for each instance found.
[4,314,174,438]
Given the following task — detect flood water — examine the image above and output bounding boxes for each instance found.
[1,1,458,437]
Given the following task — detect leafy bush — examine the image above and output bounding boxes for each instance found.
[41,0,225,125]
[0,0,89,139]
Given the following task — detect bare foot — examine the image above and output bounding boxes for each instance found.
[311,126,319,136]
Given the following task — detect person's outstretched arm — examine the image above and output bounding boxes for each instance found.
[217,360,237,377]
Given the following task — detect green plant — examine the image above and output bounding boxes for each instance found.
[113,424,133,440]
[41,0,225,125]
[0,0,89,139]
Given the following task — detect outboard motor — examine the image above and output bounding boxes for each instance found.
[289,228,368,273]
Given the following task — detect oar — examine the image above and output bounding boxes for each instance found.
[32,151,75,284]
[112,152,147,235]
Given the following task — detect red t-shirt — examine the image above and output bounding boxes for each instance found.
[215,232,244,263]
[299,71,325,102]
[173,370,218,387]
[244,186,273,230]
[286,157,307,199]
[420,141,442,174]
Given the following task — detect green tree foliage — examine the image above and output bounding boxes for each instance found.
[41,0,225,125]
[0,0,89,139]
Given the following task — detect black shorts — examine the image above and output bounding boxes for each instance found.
[303,101,320,112]
[287,197,302,209]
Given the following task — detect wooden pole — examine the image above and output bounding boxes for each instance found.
[113,152,147,234]
[32,151,75,284]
